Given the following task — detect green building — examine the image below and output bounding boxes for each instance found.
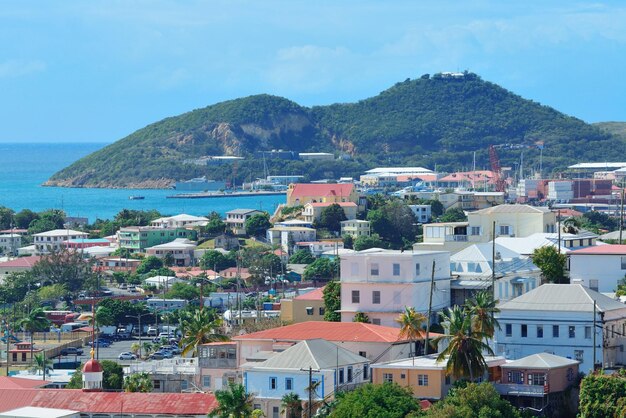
[117,227,198,253]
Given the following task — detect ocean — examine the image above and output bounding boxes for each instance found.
[0,142,285,222]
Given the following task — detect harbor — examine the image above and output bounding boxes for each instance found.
[166,190,287,199]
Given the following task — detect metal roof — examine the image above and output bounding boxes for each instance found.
[473,204,551,215]
[501,353,579,369]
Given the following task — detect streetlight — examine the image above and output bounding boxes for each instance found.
[126,312,152,359]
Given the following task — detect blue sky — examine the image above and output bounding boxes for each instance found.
[1,1,625,143]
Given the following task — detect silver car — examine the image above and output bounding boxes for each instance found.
[118,352,137,360]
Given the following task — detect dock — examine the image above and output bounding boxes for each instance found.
[166,191,287,199]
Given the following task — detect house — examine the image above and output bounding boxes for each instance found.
[8,342,42,365]
[198,342,240,392]
[495,231,599,256]
[340,219,371,238]
[224,209,264,235]
[302,202,358,224]
[145,238,197,267]
[150,214,209,229]
[450,243,541,305]
[61,238,110,250]
[0,256,40,280]
[495,284,626,373]
[408,205,432,224]
[124,358,198,393]
[219,267,252,282]
[33,229,89,254]
[416,204,557,253]
[286,183,358,207]
[117,226,197,253]
[293,241,343,258]
[0,233,21,255]
[496,353,579,412]
[266,226,316,254]
[399,191,505,212]
[569,245,626,292]
[144,275,182,289]
[244,339,370,418]
[94,257,141,273]
[280,287,326,323]
[371,354,505,400]
[339,248,451,327]
[213,233,240,250]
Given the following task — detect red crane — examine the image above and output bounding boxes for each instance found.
[489,145,507,192]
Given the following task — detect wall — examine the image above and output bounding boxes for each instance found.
[570,254,626,293]
[372,367,446,399]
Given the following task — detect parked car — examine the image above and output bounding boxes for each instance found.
[148,352,165,360]
[60,347,84,356]
[118,352,137,360]
[86,339,110,348]
[155,350,173,359]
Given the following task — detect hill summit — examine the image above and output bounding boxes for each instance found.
[46,72,625,188]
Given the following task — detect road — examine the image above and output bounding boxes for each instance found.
[53,337,155,366]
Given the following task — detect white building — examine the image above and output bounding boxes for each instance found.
[0,234,21,255]
[33,229,89,254]
[150,214,209,229]
[224,209,264,235]
[294,241,344,258]
[339,248,451,327]
[340,220,371,238]
[266,226,316,254]
[408,205,432,223]
[495,284,626,373]
[144,275,182,289]
[145,238,197,267]
[569,245,626,293]
[302,202,357,224]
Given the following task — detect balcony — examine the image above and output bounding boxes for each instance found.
[199,357,237,369]
[494,383,546,397]
[445,234,468,242]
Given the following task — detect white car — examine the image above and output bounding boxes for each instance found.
[118,352,137,360]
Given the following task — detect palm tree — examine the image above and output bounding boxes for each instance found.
[562,217,581,234]
[210,382,254,418]
[32,353,52,380]
[395,306,426,360]
[178,308,228,357]
[281,392,303,418]
[304,380,322,418]
[124,372,154,392]
[19,308,50,365]
[465,291,500,341]
[434,305,494,381]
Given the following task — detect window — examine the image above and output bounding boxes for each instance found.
[285,378,293,391]
[574,350,584,362]
[202,376,211,387]
[372,291,381,304]
[352,290,360,304]
[400,373,406,379]
[521,324,527,338]
[339,369,344,384]
[154,380,161,389]
[499,225,512,235]
[418,374,429,386]
[370,263,379,276]
[359,351,367,358]
[383,373,393,383]
[537,325,543,338]
[272,406,280,418]
[569,326,576,338]
[319,307,325,316]
[470,226,481,236]
[181,380,188,390]
[589,279,599,292]
[553,325,560,338]
[363,364,369,380]
[622,256,626,270]
[585,326,592,339]
[372,318,381,325]
[269,377,277,390]
[529,373,546,386]
[505,324,512,337]
[306,307,314,316]
[509,371,523,384]
[445,375,451,385]
[254,404,261,411]
[393,263,400,276]
[415,263,421,276]
[347,366,353,382]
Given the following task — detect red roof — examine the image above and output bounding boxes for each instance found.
[0,389,218,414]
[570,245,626,255]
[83,359,103,373]
[0,228,28,234]
[0,256,41,268]
[294,287,325,301]
[308,202,357,207]
[0,377,49,389]
[233,321,414,343]
[290,183,354,199]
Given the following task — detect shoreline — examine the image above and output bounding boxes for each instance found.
[166,191,287,199]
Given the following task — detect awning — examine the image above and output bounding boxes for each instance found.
[450,280,492,290]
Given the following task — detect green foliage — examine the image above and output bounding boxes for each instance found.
[439,207,467,223]
[124,372,154,392]
[66,360,124,390]
[281,392,303,418]
[317,203,347,233]
[95,305,116,326]
[353,234,385,251]
[353,312,370,323]
[136,256,164,275]
[37,283,68,302]
[20,308,51,333]
[426,382,521,418]
[13,209,39,229]
[289,249,315,264]
[322,280,341,322]
[0,206,15,230]
[578,372,626,418]
[98,298,154,327]
[329,382,421,418]
[203,211,226,235]
[532,246,568,283]
[30,248,100,292]
[200,250,236,271]
[342,234,353,249]
[210,382,255,418]
[281,205,304,217]
[367,200,417,248]
[27,209,66,235]
[166,282,200,300]
[303,258,338,282]
[245,212,272,237]
[178,307,228,356]
[580,211,619,233]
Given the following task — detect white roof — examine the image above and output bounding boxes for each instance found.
[498,284,626,313]
[0,407,79,418]
[147,238,197,250]
[32,229,88,237]
[372,354,505,370]
[569,162,626,169]
[452,243,522,263]
[501,353,579,369]
[0,233,20,238]
[495,234,570,256]
[153,214,208,223]
[349,248,448,256]
[365,167,434,174]
[473,204,551,215]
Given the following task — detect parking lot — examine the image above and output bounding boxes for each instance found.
[54,337,166,366]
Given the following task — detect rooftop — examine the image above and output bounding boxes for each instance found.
[307,202,357,207]
[289,183,355,198]
[501,353,579,369]
[294,287,325,301]
[226,208,263,215]
[473,204,551,215]
[371,354,505,370]
[569,245,626,255]
[0,256,41,269]
[365,167,434,174]
[32,229,88,237]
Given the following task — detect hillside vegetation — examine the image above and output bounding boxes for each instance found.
[47,73,626,188]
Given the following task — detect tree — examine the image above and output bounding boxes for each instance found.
[353,234,385,251]
[317,203,347,233]
[303,258,338,282]
[37,283,68,302]
[427,200,445,218]
[353,312,370,323]
[32,353,52,380]
[166,282,200,301]
[245,212,271,237]
[562,217,582,234]
[323,280,341,322]
[0,206,15,230]
[13,209,38,229]
[66,360,124,390]
[426,382,521,418]
[30,248,100,292]
[20,308,50,365]
[124,372,154,392]
[396,307,426,357]
[439,207,467,222]
[249,253,282,285]
[532,246,567,283]
[579,371,626,418]
[289,249,315,264]
[342,234,353,249]
[210,382,255,418]
[178,308,228,356]
[95,306,116,326]
[204,211,226,235]
[136,256,164,275]
[328,383,420,418]
[281,392,303,418]
[199,250,235,271]
[464,291,500,340]
[163,252,175,267]
[434,305,494,381]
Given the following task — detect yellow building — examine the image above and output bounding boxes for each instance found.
[280,287,325,323]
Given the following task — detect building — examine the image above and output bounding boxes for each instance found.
[293,241,343,258]
[213,233,240,250]
[280,287,326,323]
[286,183,358,207]
[150,214,209,228]
[302,202,358,224]
[495,284,626,373]
[0,233,21,255]
[62,238,110,250]
[198,342,239,393]
[145,238,197,267]
[340,219,371,238]
[94,257,141,273]
[144,275,183,289]
[298,152,334,160]
[224,209,265,235]
[125,358,199,393]
[9,342,42,365]
[0,256,40,280]
[408,205,432,224]
[339,248,451,327]
[371,354,505,400]
[496,353,579,413]
[266,226,316,254]
[174,177,226,192]
[495,231,598,256]
[33,229,89,254]
[244,339,370,418]
[117,227,197,253]
[569,245,626,292]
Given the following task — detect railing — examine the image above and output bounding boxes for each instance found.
[445,235,468,242]
[494,383,545,397]
[126,358,198,375]
[199,358,237,368]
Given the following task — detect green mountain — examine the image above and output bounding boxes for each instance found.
[47,73,626,188]
[594,122,626,141]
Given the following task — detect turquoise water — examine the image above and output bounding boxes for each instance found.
[0,143,284,222]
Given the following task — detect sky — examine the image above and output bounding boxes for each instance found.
[1,1,625,143]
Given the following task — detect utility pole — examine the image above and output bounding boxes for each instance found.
[620,188,624,245]
[593,300,597,370]
[424,259,436,356]
[492,221,496,292]
[300,366,320,418]
[557,210,561,254]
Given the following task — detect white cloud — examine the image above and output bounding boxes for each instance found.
[0,59,46,78]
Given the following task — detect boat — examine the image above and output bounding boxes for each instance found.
[129,195,145,200]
